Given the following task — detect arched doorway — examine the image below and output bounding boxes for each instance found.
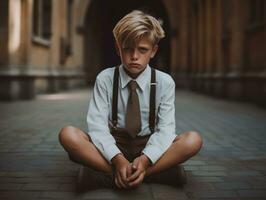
[84,0,171,84]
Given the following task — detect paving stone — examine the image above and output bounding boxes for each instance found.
[80,185,153,200]
[0,191,41,199]
[0,177,34,184]
[187,190,238,198]
[198,165,227,171]
[0,183,22,190]
[150,184,189,200]
[40,191,78,199]
[249,180,266,189]
[0,172,7,176]
[58,183,76,192]
[196,199,238,200]
[214,182,251,190]
[184,181,215,192]
[3,171,44,177]
[1,89,266,199]
[237,190,266,198]
[189,176,224,183]
[191,170,227,177]
[228,170,263,177]
[21,183,60,191]
[183,160,206,166]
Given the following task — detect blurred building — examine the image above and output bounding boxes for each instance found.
[0,0,265,106]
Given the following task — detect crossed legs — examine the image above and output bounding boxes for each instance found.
[59,126,112,173]
[58,125,203,176]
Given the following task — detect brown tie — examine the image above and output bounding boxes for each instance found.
[125,80,141,138]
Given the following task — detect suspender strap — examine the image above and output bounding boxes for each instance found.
[112,66,156,132]
[112,66,119,128]
[149,68,156,133]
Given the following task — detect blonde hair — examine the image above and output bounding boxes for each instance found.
[113,10,165,48]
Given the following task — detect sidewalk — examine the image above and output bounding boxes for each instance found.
[0,88,266,200]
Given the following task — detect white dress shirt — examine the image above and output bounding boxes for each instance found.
[87,64,177,164]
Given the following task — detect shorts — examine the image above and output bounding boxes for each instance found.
[68,128,150,164]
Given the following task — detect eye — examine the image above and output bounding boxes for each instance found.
[139,48,148,53]
[123,47,131,52]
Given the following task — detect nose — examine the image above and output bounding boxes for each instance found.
[130,49,138,61]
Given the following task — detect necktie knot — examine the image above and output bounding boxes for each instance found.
[129,80,137,91]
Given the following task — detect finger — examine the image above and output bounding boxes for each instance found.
[120,168,127,181]
[126,164,132,178]
[129,173,145,188]
[117,172,128,189]
[117,175,124,189]
[132,164,137,171]
[115,172,124,189]
[132,158,140,170]
[120,168,129,186]
[115,176,121,189]
[127,168,142,182]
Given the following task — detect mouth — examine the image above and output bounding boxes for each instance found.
[129,63,141,67]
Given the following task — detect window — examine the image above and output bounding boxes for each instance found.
[66,0,72,55]
[222,0,231,36]
[60,0,72,64]
[249,0,265,26]
[32,0,52,42]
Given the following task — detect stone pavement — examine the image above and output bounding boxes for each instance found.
[0,88,266,200]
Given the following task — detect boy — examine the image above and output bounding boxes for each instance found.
[59,10,202,189]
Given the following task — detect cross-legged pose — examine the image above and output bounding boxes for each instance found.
[59,10,203,189]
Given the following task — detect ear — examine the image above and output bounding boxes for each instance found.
[150,45,158,58]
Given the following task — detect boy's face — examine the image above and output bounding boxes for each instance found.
[117,36,158,79]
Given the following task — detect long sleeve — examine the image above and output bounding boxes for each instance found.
[87,76,121,163]
[142,77,177,164]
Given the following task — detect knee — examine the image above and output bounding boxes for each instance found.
[58,125,79,147]
[185,131,203,155]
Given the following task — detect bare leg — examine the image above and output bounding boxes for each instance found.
[146,131,203,176]
[58,125,112,173]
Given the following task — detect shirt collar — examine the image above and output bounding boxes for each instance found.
[119,64,151,91]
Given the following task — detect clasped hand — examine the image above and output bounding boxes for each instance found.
[112,154,151,189]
